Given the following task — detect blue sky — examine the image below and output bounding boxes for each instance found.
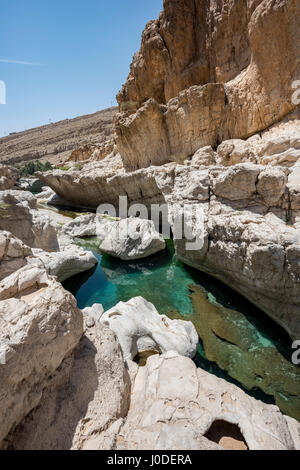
[0,0,163,137]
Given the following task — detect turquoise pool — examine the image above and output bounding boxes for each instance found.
[63,238,300,421]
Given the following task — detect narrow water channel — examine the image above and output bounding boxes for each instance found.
[63,237,300,421]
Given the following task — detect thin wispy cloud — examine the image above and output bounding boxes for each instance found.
[0,59,45,66]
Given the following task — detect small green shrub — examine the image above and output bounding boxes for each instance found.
[19,160,53,177]
[56,165,69,171]
[74,162,84,171]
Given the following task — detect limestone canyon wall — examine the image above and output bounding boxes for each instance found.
[115,0,300,170]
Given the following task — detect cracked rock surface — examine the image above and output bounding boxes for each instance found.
[116,352,300,450]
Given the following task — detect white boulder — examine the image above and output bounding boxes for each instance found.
[99,297,199,361]
[82,303,104,328]
[0,190,59,251]
[100,218,166,260]
[5,319,131,450]
[62,213,119,240]
[35,186,56,203]
[63,213,97,238]
[29,246,97,282]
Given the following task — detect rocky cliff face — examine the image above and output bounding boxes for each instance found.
[115,0,300,170]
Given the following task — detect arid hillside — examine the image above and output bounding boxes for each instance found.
[0,106,117,166]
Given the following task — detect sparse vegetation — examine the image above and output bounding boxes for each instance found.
[102,214,120,222]
[19,160,53,177]
[56,165,70,171]
[0,202,11,219]
[74,162,84,171]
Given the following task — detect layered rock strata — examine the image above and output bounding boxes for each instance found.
[0,107,117,166]
[115,0,300,170]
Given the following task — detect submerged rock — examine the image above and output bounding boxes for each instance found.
[99,296,199,361]
[187,285,300,422]
[1,268,298,450]
[40,157,300,338]
[100,218,166,260]
[36,157,300,339]
[1,0,299,452]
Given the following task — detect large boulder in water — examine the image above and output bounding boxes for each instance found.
[100,218,166,260]
[95,296,199,361]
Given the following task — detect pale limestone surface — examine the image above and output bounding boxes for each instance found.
[35,155,300,337]
[0,0,299,452]
[0,164,19,190]
[0,190,59,251]
[6,319,131,450]
[116,352,300,450]
[62,213,97,238]
[28,246,97,282]
[1,277,299,450]
[0,266,83,448]
[100,218,166,260]
[98,297,198,361]
[169,163,300,339]
[0,190,97,282]
[0,231,32,281]
[62,213,116,239]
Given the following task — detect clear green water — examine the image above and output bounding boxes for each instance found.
[63,237,300,421]
[65,239,194,315]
